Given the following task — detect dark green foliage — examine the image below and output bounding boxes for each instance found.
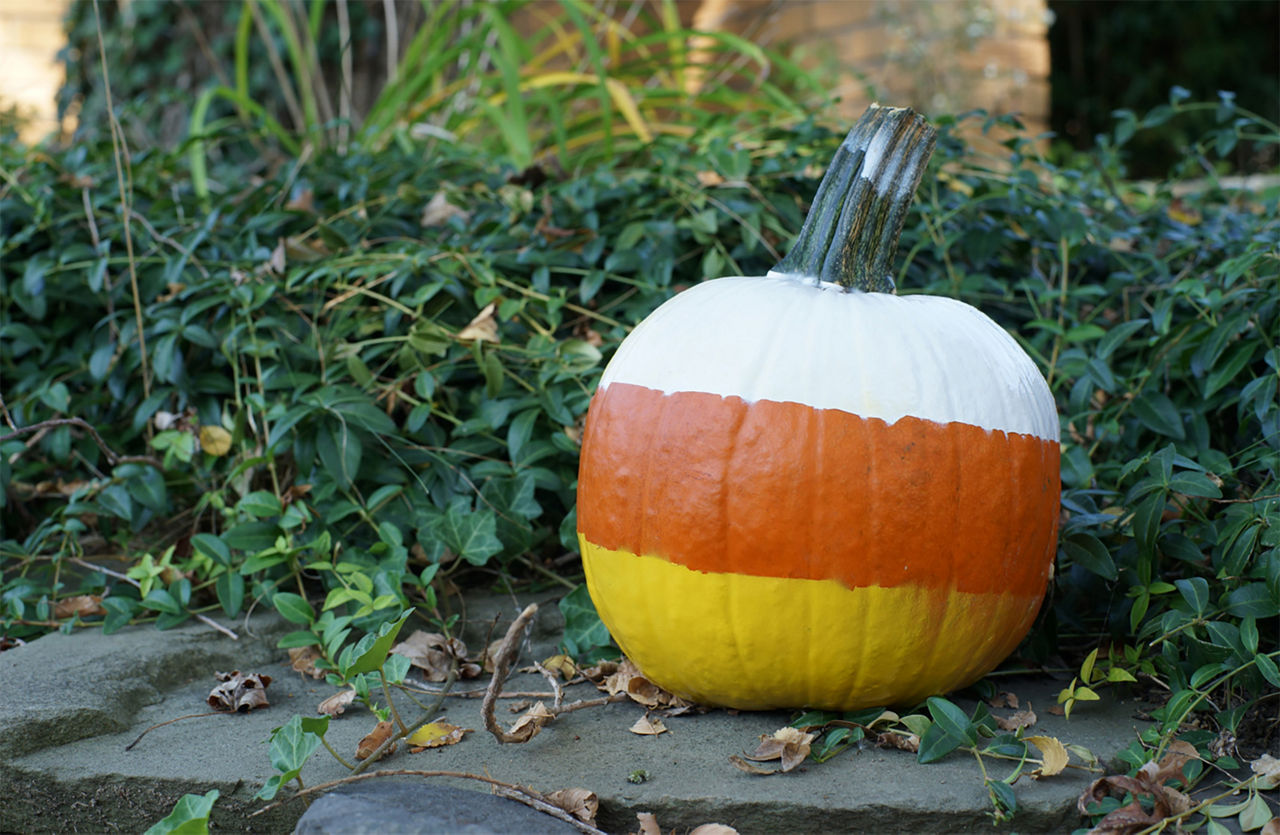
[1048,0,1280,176]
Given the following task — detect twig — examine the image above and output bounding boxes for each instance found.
[481,603,540,744]
[124,712,220,751]
[0,418,163,469]
[70,557,239,640]
[126,208,210,278]
[249,769,605,834]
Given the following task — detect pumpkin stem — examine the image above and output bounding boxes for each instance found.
[770,104,937,293]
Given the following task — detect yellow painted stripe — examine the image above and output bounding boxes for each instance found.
[582,537,1045,711]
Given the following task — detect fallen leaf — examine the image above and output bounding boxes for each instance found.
[288,646,325,679]
[54,594,105,619]
[1252,753,1280,790]
[407,721,471,752]
[987,691,1020,709]
[317,689,355,717]
[995,701,1037,731]
[696,170,726,186]
[545,788,598,824]
[689,826,739,835]
[1026,735,1069,778]
[1089,798,1164,834]
[636,812,662,835]
[875,731,920,753]
[1261,818,1280,835]
[603,659,691,711]
[744,727,813,772]
[457,302,499,343]
[540,654,578,680]
[508,701,555,742]
[421,190,470,227]
[1145,739,1199,786]
[580,660,620,681]
[728,754,778,775]
[391,630,480,681]
[629,715,668,736]
[1047,704,1065,716]
[208,671,272,712]
[356,719,396,761]
[198,425,232,456]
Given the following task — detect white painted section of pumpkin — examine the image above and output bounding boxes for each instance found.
[599,275,1059,441]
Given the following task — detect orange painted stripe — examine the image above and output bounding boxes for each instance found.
[578,382,1059,597]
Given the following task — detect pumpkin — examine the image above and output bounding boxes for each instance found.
[576,105,1060,711]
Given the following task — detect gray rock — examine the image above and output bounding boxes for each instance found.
[293,779,581,834]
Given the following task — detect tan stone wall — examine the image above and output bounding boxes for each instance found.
[0,0,72,143]
[708,0,1051,133]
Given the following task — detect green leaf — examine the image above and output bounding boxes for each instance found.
[273,592,315,625]
[926,697,976,744]
[1255,654,1280,689]
[559,584,614,658]
[1131,392,1185,439]
[255,715,323,801]
[916,721,964,764]
[142,790,219,835]
[140,589,182,615]
[342,610,412,677]
[1167,472,1222,499]
[1175,577,1210,615]
[277,630,321,649]
[429,504,503,566]
[1226,584,1279,619]
[1238,793,1273,831]
[216,571,244,617]
[1061,534,1117,581]
[237,490,283,518]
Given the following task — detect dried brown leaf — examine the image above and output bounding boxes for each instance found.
[544,788,598,824]
[987,691,1020,709]
[540,654,578,680]
[54,594,105,619]
[1026,735,1069,778]
[1089,799,1163,834]
[1047,704,1066,716]
[1260,818,1280,835]
[728,754,778,775]
[581,660,620,682]
[421,190,470,228]
[288,646,326,679]
[317,689,355,718]
[635,811,662,835]
[407,721,471,752]
[356,720,396,761]
[1252,753,1280,790]
[392,630,477,682]
[1150,740,1199,786]
[744,727,813,773]
[629,715,668,736]
[507,700,554,742]
[208,671,272,712]
[876,731,920,753]
[457,302,499,343]
[995,702,1037,731]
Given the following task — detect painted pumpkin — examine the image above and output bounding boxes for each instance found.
[576,106,1060,710]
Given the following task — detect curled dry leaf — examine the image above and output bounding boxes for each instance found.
[507,701,555,743]
[407,721,471,753]
[1261,818,1280,835]
[356,720,397,761]
[580,660,620,682]
[457,302,499,343]
[744,727,814,773]
[729,754,779,776]
[54,594,105,619]
[1252,753,1280,790]
[987,691,1020,709]
[1087,799,1165,834]
[420,189,470,228]
[1025,735,1069,778]
[392,630,481,682]
[995,701,1037,731]
[540,654,579,680]
[544,788,598,825]
[876,731,920,753]
[629,715,668,736]
[603,659,692,711]
[208,671,271,712]
[636,812,662,835]
[288,646,326,679]
[317,689,355,718]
